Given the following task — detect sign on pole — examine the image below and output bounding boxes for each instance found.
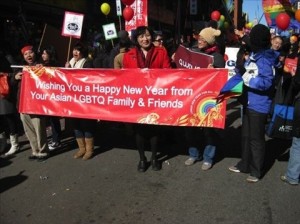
[61,11,84,39]
[102,23,118,40]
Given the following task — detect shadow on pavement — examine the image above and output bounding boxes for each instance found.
[0,170,28,194]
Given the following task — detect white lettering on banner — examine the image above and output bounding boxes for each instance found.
[123,85,143,94]
[50,93,72,102]
[171,86,193,96]
[107,96,135,108]
[30,91,49,100]
[67,83,82,92]
[179,58,200,69]
[74,95,105,105]
[92,84,121,95]
[35,80,66,92]
[144,86,168,95]
[147,98,183,108]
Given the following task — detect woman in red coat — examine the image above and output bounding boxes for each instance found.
[123,26,171,172]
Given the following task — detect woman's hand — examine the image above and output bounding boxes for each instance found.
[15,72,22,80]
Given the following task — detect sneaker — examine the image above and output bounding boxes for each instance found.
[37,153,49,162]
[48,142,61,151]
[201,162,212,171]
[280,175,298,186]
[185,157,197,166]
[228,166,240,173]
[246,175,259,183]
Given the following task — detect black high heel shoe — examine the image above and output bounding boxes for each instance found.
[137,160,147,172]
[151,159,161,171]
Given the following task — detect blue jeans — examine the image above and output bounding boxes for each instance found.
[285,137,300,184]
[188,145,216,164]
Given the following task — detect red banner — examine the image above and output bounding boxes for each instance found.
[19,67,228,128]
[125,0,148,32]
[174,45,214,69]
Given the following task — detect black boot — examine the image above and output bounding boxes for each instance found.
[151,159,161,171]
[138,159,147,172]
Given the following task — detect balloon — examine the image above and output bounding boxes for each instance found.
[121,0,135,5]
[219,15,225,22]
[275,13,290,30]
[100,3,110,16]
[211,10,221,21]
[224,21,229,29]
[123,6,134,21]
[218,20,224,29]
[295,9,300,22]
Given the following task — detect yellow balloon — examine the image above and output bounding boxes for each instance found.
[100,3,110,16]
[224,21,229,29]
[220,15,225,22]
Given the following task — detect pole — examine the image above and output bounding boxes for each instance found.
[38,23,47,53]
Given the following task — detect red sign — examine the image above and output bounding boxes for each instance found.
[19,67,228,128]
[284,57,298,76]
[125,0,148,32]
[174,45,214,69]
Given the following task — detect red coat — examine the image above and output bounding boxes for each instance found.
[123,46,171,69]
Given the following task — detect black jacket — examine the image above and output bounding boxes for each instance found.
[292,59,300,137]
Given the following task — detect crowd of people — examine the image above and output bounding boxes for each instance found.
[0,22,299,185]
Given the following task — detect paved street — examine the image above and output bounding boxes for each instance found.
[1,100,299,224]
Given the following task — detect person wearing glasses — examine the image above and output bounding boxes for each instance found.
[153,32,164,48]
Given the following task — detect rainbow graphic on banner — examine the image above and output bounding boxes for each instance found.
[176,92,224,127]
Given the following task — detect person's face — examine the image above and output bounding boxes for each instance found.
[41,50,50,63]
[271,38,282,51]
[153,35,163,47]
[23,50,35,65]
[197,36,208,49]
[137,30,152,49]
[73,48,83,61]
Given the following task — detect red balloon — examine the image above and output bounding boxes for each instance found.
[123,6,134,21]
[121,0,135,5]
[276,13,290,30]
[211,10,221,21]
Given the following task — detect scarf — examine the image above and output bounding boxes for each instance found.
[69,58,86,68]
[136,46,155,68]
[204,45,219,54]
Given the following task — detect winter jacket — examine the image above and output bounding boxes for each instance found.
[123,46,171,69]
[243,49,277,114]
[292,60,300,137]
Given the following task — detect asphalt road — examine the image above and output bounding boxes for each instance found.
[1,100,299,224]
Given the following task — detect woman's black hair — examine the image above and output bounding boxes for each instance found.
[131,26,154,47]
[73,41,89,58]
[40,45,58,66]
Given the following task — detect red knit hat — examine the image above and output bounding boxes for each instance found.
[21,45,33,55]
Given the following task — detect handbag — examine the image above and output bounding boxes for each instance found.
[0,73,10,98]
[266,104,294,139]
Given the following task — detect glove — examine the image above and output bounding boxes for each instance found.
[242,70,255,86]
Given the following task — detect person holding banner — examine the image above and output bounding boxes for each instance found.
[40,45,62,151]
[15,45,49,161]
[122,26,172,172]
[65,42,97,160]
[184,27,225,171]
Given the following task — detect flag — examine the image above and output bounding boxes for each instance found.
[215,75,243,104]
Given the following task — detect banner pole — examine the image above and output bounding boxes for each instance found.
[38,23,47,53]
[119,16,122,31]
[67,37,72,63]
